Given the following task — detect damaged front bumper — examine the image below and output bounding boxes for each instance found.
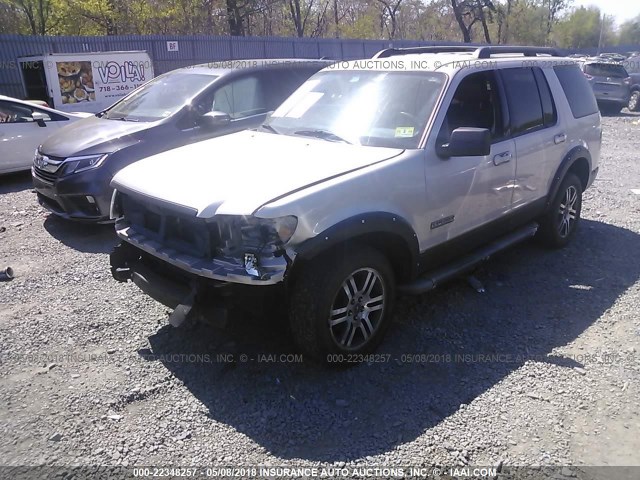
[114,221,293,286]
[110,240,287,327]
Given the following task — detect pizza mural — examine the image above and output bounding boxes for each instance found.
[57,61,95,104]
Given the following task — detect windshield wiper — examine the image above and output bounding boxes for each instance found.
[259,124,280,134]
[293,129,351,144]
[107,116,139,122]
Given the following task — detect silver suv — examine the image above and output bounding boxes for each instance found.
[109,46,602,362]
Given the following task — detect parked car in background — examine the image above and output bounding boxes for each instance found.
[0,95,91,175]
[597,52,627,62]
[24,100,51,108]
[580,59,631,113]
[109,46,601,362]
[32,59,331,222]
[623,55,640,111]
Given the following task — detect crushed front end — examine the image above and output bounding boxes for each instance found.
[109,190,295,325]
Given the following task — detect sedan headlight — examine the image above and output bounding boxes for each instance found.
[64,154,109,174]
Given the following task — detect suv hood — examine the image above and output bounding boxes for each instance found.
[40,115,155,157]
[112,130,403,217]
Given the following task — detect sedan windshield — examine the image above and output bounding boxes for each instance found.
[104,72,217,121]
[264,70,446,148]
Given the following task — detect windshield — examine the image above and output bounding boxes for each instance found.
[584,63,628,78]
[104,72,217,121]
[265,70,446,148]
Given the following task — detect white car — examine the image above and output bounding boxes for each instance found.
[0,95,91,175]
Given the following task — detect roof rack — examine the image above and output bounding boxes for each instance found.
[373,45,560,60]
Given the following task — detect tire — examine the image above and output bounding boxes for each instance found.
[537,173,583,249]
[629,91,640,112]
[598,102,622,115]
[288,244,395,363]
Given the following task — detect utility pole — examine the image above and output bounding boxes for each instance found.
[597,12,605,55]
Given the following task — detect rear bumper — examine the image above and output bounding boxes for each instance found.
[593,90,630,105]
[32,168,112,222]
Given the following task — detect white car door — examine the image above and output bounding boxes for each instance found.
[422,70,517,247]
[0,100,68,174]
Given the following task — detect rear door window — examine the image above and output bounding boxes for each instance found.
[553,64,599,118]
[499,67,544,136]
[213,75,266,119]
[532,68,557,127]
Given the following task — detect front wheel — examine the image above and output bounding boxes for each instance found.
[288,245,395,363]
[537,173,583,248]
[629,91,640,112]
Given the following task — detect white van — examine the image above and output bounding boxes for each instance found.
[17,51,154,113]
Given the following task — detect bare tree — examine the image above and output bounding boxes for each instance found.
[543,0,568,40]
[450,0,495,43]
[377,0,403,39]
[288,0,312,37]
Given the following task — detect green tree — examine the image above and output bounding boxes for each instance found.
[554,6,615,49]
[618,14,640,46]
[0,1,28,33]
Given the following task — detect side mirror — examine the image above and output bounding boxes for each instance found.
[436,127,491,158]
[199,110,231,129]
[31,111,49,127]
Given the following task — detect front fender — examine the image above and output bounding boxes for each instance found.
[294,212,420,279]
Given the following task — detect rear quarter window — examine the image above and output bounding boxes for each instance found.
[553,64,599,119]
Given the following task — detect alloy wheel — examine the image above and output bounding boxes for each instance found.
[328,268,386,350]
[557,185,578,238]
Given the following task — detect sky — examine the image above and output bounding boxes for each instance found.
[574,0,640,26]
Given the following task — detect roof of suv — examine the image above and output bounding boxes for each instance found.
[331,46,576,75]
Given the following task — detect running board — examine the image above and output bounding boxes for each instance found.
[398,222,539,295]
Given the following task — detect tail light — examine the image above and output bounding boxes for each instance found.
[583,72,593,80]
[623,77,631,85]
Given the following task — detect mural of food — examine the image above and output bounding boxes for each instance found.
[57,61,94,104]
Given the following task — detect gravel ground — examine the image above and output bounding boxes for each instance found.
[0,113,639,479]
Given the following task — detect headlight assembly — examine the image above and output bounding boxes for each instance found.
[64,154,109,174]
[241,216,298,245]
[216,215,298,256]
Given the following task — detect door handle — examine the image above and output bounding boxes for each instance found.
[554,133,567,144]
[493,151,512,166]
